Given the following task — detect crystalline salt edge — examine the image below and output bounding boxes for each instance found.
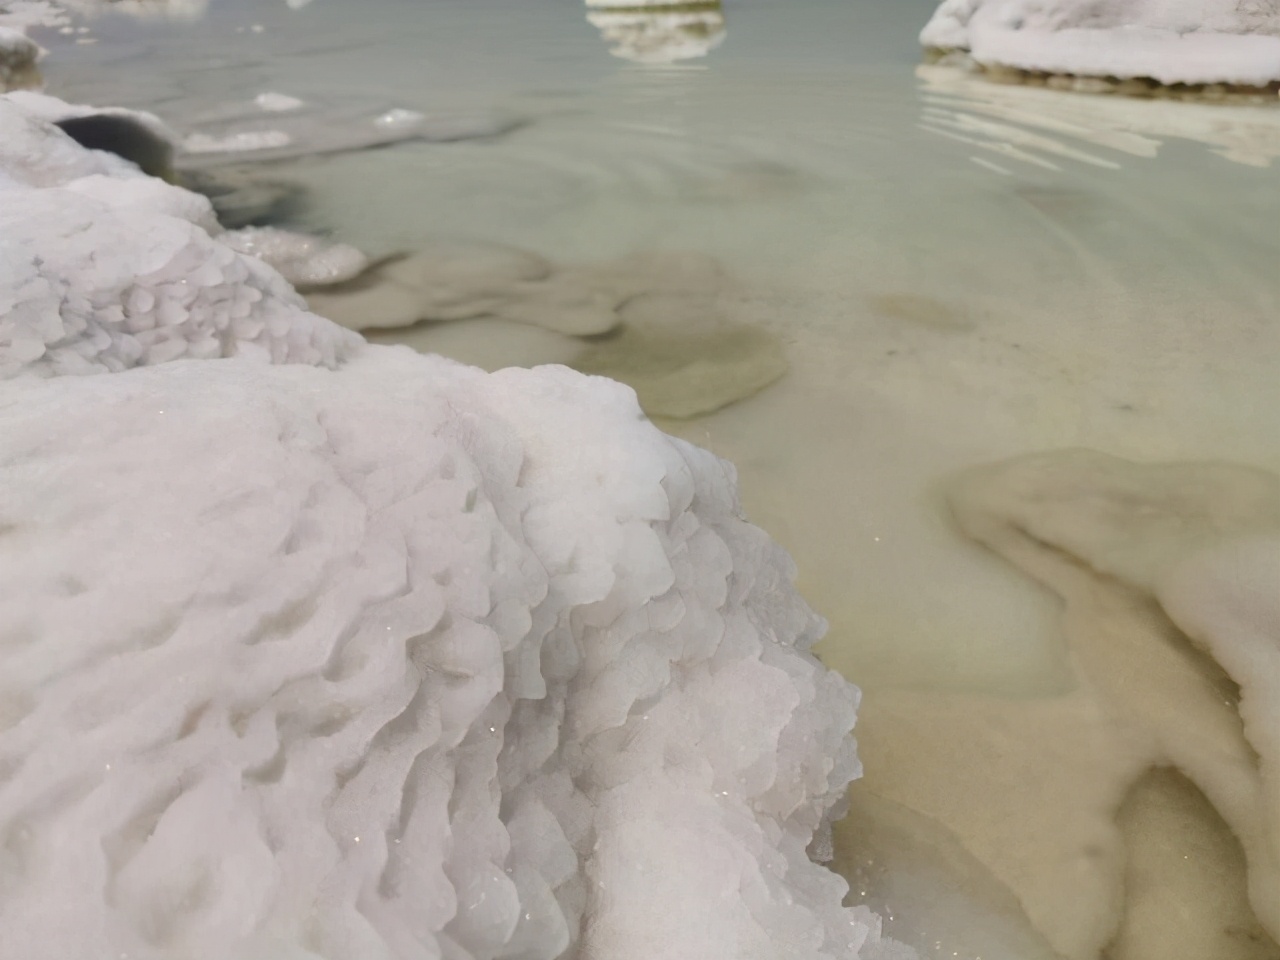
[0,91,911,958]
[922,0,1280,86]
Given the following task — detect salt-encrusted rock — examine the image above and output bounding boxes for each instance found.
[572,291,789,419]
[586,1,728,64]
[943,450,1280,954]
[0,94,359,376]
[218,227,371,289]
[922,0,1280,89]
[0,87,908,959]
[0,348,898,960]
[6,89,179,180]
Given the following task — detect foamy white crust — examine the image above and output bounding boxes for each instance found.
[0,90,899,959]
[0,94,358,376]
[586,9,727,64]
[219,227,371,289]
[922,0,1280,86]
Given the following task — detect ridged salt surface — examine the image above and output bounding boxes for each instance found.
[0,95,359,376]
[922,0,1280,86]
[0,92,908,958]
[19,1,1280,954]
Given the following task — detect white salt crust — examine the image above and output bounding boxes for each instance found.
[218,227,371,289]
[922,0,1280,87]
[0,90,906,959]
[0,26,40,92]
[0,94,359,376]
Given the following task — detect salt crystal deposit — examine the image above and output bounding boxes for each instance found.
[0,89,906,959]
[922,0,1280,88]
[585,2,728,65]
[854,450,1280,960]
[0,95,357,376]
[219,227,371,289]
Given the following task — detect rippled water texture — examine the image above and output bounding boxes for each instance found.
[30,1,1280,958]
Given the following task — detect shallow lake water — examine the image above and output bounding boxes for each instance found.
[29,1,1280,957]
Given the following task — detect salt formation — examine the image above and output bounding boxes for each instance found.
[219,227,370,289]
[0,90,907,959]
[922,0,1280,90]
[0,26,40,91]
[0,94,357,375]
[858,450,1280,960]
[6,89,179,180]
[176,99,523,169]
[585,1,728,64]
[832,792,1061,960]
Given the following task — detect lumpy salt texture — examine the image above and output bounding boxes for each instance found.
[922,0,1280,86]
[0,87,902,960]
[0,350,891,960]
[0,93,358,376]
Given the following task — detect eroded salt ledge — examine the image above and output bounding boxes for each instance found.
[922,0,1280,89]
[0,92,912,959]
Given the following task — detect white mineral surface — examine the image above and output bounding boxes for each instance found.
[0,97,356,376]
[586,6,727,65]
[0,89,908,960]
[922,0,1280,86]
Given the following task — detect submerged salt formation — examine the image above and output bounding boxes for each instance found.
[0,90,908,959]
[6,89,179,180]
[305,242,624,337]
[314,245,790,420]
[176,98,523,169]
[219,226,370,289]
[573,290,788,420]
[179,166,307,229]
[0,353,885,960]
[922,0,1280,92]
[859,450,1280,960]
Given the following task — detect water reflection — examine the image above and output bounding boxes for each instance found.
[585,1,726,64]
[919,63,1280,170]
